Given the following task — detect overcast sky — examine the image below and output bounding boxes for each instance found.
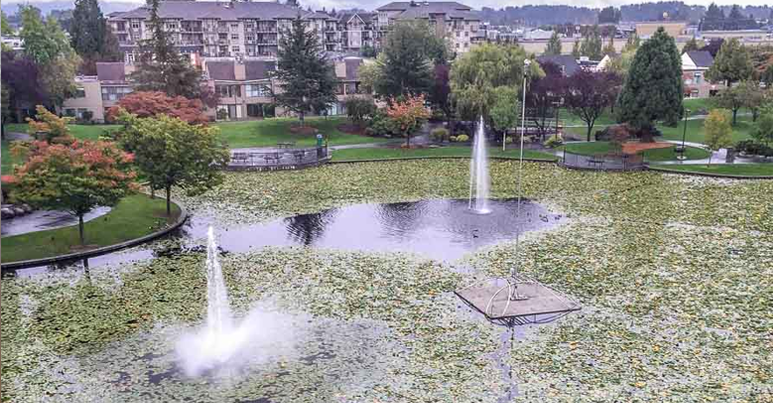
[6,0,773,13]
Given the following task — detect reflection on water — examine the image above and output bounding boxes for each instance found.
[4,199,564,275]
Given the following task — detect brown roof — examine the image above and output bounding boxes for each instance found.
[96,62,126,82]
[206,60,235,80]
[245,60,276,80]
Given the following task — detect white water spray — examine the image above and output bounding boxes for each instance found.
[469,116,490,213]
[176,227,298,377]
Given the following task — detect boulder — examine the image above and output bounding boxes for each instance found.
[1,207,15,219]
[12,207,25,216]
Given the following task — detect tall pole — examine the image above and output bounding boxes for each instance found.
[510,59,530,302]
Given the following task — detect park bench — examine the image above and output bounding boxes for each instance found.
[263,152,281,165]
[232,152,249,165]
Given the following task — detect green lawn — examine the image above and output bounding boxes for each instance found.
[561,141,710,161]
[215,117,388,148]
[1,194,180,263]
[651,163,773,177]
[331,146,557,162]
[5,123,121,140]
[657,115,754,145]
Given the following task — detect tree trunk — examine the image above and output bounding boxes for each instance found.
[732,109,738,125]
[299,111,305,127]
[78,214,85,245]
[166,185,171,217]
[406,132,411,148]
[707,153,712,166]
[586,124,593,142]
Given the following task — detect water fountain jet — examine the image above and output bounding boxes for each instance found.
[469,116,490,214]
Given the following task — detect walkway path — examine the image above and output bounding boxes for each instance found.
[1,206,112,237]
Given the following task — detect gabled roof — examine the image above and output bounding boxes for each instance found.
[96,62,126,82]
[686,51,713,68]
[206,60,235,80]
[245,60,275,80]
[112,1,305,21]
[536,55,579,76]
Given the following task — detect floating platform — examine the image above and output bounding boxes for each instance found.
[455,277,581,327]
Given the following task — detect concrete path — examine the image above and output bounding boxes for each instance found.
[1,206,112,237]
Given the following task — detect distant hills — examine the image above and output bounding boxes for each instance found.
[1,1,138,17]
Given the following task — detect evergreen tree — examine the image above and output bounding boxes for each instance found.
[545,31,562,56]
[598,6,621,24]
[1,11,13,36]
[69,0,122,74]
[376,20,446,98]
[130,0,205,99]
[705,3,725,20]
[728,5,744,20]
[580,25,602,60]
[706,38,753,86]
[571,40,581,58]
[602,36,615,56]
[683,36,701,53]
[272,16,337,125]
[616,27,683,140]
[622,33,640,53]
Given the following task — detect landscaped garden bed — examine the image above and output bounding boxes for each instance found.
[2,160,771,402]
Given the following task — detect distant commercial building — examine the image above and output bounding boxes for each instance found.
[635,21,687,38]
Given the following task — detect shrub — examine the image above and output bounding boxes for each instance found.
[505,136,514,144]
[345,97,376,125]
[449,136,457,142]
[81,110,94,123]
[544,133,564,148]
[367,109,398,137]
[216,109,229,121]
[431,127,449,141]
[455,134,470,142]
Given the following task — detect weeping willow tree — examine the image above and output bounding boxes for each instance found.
[449,43,542,122]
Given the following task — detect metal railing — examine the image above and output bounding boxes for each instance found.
[560,151,646,171]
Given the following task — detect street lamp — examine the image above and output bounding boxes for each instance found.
[677,108,690,160]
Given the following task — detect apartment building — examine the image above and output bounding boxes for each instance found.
[60,62,134,123]
[376,1,484,53]
[109,1,312,60]
[203,56,370,121]
[681,50,724,98]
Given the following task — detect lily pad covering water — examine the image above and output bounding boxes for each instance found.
[2,160,772,402]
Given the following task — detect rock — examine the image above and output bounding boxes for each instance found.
[21,204,33,213]
[12,207,25,216]
[1,208,15,219]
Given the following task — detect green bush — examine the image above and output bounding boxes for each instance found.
[345,97,376,125]
[449,136,457,142]
[216,109,229,121]
[455,134,470,142]
[431,128,449,141]
[544,134,563,148]
[367,109,398,137]
[505,136,514,144]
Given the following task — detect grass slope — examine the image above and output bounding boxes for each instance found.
[215,117,387,148]
[562,141,710,161]
[331,146,557,162]
[1,194,180,263]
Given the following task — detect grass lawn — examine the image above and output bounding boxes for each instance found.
[331,146,558,162]
[215,117,388,148]
[657,115,754,145]
[1,193,180,263]
[651,163,773,177]
[5,123,121,140]
[561,141,710,161]
[1,140,20,175]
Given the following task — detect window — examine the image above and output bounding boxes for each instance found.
[231,23,239,29]
[219,45,228,55]
[218,21,227,28]
[216,85,241,98]
[219,33,228,40]
[232,33,239,40]
[455,43,460,48]
[64,108,76,117]
[456,31,460,37]
[464,31,468,37]
[131,22,140,29]
[232,45,240,52]
[101,86,132,101]
[166,22,177,29]
[246,84,269,97]
[693,72,702,84]
[246,35,254,41]
[74,88,86,98]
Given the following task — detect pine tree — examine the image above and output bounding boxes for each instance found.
[616,27,683,140]
[376,20,446,98]
[69,0,121,74]
[130,0,205,99]
[602,36,615,56]
[545,31,562,56]
[571,40,581,58]
[272,16,337,125]
[706,38,753,86]
[622,33,640,53]
[683,36,701,53]
[580,25,602,60]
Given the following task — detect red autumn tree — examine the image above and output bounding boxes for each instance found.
[11,140,137,244]
[386,94,430,147]
[106,91,209,124]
